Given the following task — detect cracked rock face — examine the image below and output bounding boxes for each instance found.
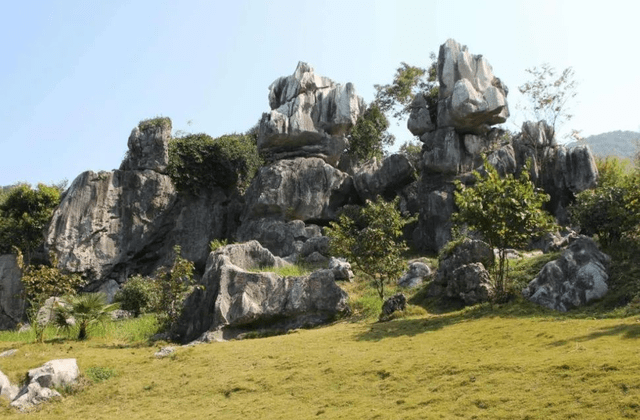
[436,39,509,133]
[119,121,172,173]
[258,62,365,166]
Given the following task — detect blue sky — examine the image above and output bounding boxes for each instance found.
[1,0,639,186]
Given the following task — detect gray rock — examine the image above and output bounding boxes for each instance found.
[415,187,456,253]
[175,241,349,343]
[328,257,354,282]
[0,349,17,357]
[398,261,431,288]
[407,93,435,136]
[154,346,176,358]
[522,236,610,311]
[304,252,329,265]
[259,62,365,166]
[300,236,331,258]
[421,128,465,174]
[36,297,66,327]
[236,218,323,258]
[436,39,509,133]
[487,144,517,176]
[110,309,133,321]
[0,254,25,330]
[26,359,79,389]
[447,262,494,305]
[353,154,416,202]
[381,293,407,317]
[0,369,19,402]
[97,279,119,304]
[119,120,172,173]
[10,382,60,411]
[241,157,352,223]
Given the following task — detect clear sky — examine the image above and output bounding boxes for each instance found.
[1,0,638,186]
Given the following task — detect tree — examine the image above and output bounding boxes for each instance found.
[399,140,422,176]
[325,197,411,300]
[347,103,393,160]
[15,249,86,342]
[0,183,62,264]
[518,63,578,132]
[452,159,556,294]
[155,245,196,328]
[54,293,119,340]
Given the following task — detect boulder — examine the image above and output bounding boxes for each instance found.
[241,157,353,223]
[415,186,456,252]
[0,254,25,330]
[119,118,172,173]
[447,262,493,305]
[381,293,407,317]
[175,241,349,343]
[436,39,509,133]
[407,93,436,136]
[328,257,354,281]
[398,261,431,289]
[154,346,176,359]
[10,382,60,411]
[26,359,79,389]
[522,236,610,311]
[0,369,19,402]
[421,128,465,174]
[258,62,365,166]
[97,279,119,304]
[353,154,416,202]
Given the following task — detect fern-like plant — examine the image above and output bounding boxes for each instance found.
[55,293,119,340]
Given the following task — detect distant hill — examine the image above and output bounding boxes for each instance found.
[568,130,640,159]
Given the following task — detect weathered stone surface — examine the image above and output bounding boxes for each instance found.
[353,154,416,202]
[236,219,323,258]
[415,186,456,253]
[421,128,464,174]
[437,39,509,133]
[447,262,493,305]
[407,93,436,136]
[381,293,407,317]
[487,144,517,176]
[0,255,24,330]
[522,236,610,311]
[27,359,79,389]
[154,346,176,359]
[119,120,171,173]
[0,369,19,402]
[97,280,119,304]
[398,261,431,289]
[328,257,354,282]
[45,170,178,283]
[428,239,495,304]
[0,349,17,357]
[175,241,349,343]
[241,157,352,223]
[259,62,365,166]
[10,382,60,411]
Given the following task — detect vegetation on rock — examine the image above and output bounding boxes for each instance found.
[167,132,262,195]
[138,116,171,131]
[347,103,392,160]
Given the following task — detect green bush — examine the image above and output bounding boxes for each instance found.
[85,366,117,383]
[114,275,162,317]
[138,116,171,131]
[167,132,262,195]
[347,103,393,161]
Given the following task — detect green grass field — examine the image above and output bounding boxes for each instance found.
[1,250,639,419]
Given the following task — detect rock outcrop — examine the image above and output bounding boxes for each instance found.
[398,261,431,289]
[258,62,365,166]
[353,154,416,202]
[175,241,349,343]
[10,359,79,411]
[522,236,610,311]
[428,239,495,305]
[0,369,19,402]
[119,118,171,173]
[0,255,24,330]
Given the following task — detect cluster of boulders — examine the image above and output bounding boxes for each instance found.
[0,358,79,411]
[0,38,610,334]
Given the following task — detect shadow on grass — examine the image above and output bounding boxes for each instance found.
[549,323,640,346]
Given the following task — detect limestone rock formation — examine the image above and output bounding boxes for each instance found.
[398,261,431,289]
[328,257,354,281]
[10,359,79,411]
[0,255,24,330]
[0,369,19,402]
[407,93,435,136]
[175,241,349,343]
[119,118,171,173]
[236,219,323,258]
[10,382,60,411]
[353,154,416,202]
[522,236,610,311]
[381,293,407,317]
[436,38,509,133]
[258,62,365,166]
[428,239,495,305]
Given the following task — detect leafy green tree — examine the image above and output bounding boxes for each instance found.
[0,183,62,264]
[348,103,393,160]
[325,197,411,300]
[15,249,86,342]
[518,63,578,132]
[114,275,162,317]
[155,245,196,328]
[571,156,640,246]
[54,293,119,340]
[167,132,262,195]
[452,159,556,294]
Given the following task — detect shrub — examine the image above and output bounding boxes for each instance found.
[114,275,162,317]
[155,245,196,329]
[138,116,171,131]
[85,366,117,383]
[54,293,120,340]
[167,132,262,195]
[325,197,412,300]
[209,239,228,252]
[347,103,393,161]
